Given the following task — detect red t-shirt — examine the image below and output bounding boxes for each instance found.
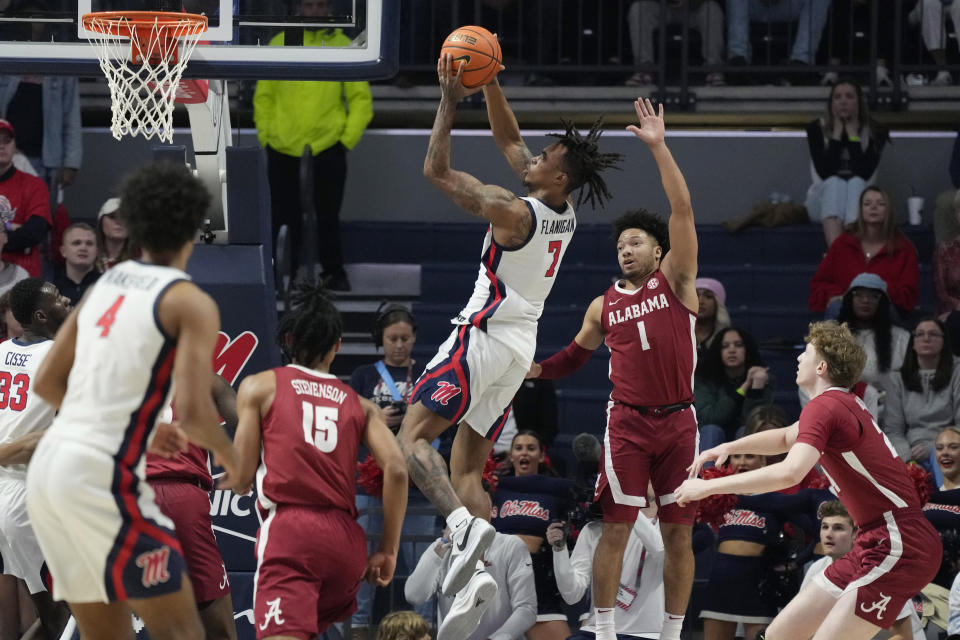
[0,168,52,277]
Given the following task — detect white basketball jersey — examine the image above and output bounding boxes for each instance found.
[454,196,576,363]
[0,338,54,479]
[48,261,189,462]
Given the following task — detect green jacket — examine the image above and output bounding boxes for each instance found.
[253,28,373,157]
[694,373,776,437]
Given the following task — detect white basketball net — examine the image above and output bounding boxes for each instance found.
[83,13,206,143]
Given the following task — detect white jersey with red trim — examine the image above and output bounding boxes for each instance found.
[453,196,576,364]
[48,260,189,461]
[0,338,54,479]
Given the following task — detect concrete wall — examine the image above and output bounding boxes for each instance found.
[63,128,957,227]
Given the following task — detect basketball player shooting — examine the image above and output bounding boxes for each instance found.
[676,321,941,640]
[527,98,700,640]
[397,52,621,638]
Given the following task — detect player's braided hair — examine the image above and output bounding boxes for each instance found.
[9,278,47,327]
[547,118,622,210]
[276,282,342,368]
[611,209,670,254]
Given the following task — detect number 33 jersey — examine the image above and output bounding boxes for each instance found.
[0,338,55,478]
[257,365,366,515]
[50,260,188,458]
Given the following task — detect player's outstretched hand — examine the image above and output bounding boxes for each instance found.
[675,477,709,507]
[215,447,251,494]
[364,550,397,587]
[148,421,189,459]
[546,522,566,551]
[686,444,731,478]
[626,98,665,148]
[525,361,542,379]
[437,52,484,103]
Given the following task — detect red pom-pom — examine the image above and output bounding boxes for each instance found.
[483,453,500,492]
[356,454,385,499]
[906,462,934,505]
[801,468,831,491]
[696,466,739,530]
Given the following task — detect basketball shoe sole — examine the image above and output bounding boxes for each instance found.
[441,517,496,596]
[437,570,498,640]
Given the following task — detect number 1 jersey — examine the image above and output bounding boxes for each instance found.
[0,338,54,479]
[256,365,366,515]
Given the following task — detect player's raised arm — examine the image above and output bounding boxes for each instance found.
[628,99,697,306]
[529,295,605,379]
[360,396,408,586]
[231,370,274,493]
[424,54,530,235]
[483,78,532,178]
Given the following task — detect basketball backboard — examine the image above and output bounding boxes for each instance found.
[0,0,398,80]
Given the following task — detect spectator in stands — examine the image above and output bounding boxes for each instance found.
[802,501,924,639]
[907,0,959,86]
[808,187,918,318]
[803,81,890,247]
[492,430,572,640]
[349,304,435,629]
[936,191,960,318]
[695,277,731,357]
[51,223,99,306]
[836,273,911,391]
[547,491,664,640]
[376,610,432,640]
[626,0,726,87]
[743,404,790,464]
[405,481,536,640]
[935,426,960,490]
[933,130,960,247]
[0,226,26,299]
[695,327,775,452]
[0,119,51,278]
[726,0,832,79]
[95,197,130,272]
[254,0,373,291]
[881,318,960,465]
[0,291,21,341]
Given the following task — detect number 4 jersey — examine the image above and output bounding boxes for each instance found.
[256,365,366,515]
[0,338,55,479]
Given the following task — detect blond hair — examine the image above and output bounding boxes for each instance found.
[806,320,867,389]
[376,611,431,640]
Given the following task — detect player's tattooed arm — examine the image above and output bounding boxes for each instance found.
[483,78,533,178]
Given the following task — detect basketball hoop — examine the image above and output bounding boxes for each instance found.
[81,11,207,142]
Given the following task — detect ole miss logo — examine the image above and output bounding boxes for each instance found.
[431,381,462,406]
[135,546,171,588]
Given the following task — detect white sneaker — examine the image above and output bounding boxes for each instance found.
[933,70,953,86]
[441,517,495,596]
[437,570,498,640]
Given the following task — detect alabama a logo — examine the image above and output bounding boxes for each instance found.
[259,597,286,630]
[859,592,891,619]
[431,381,462,406]
[135,546,171,588]
[647,277,659,290]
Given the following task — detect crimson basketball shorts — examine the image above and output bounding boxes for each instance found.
[411,325,526,441]
[150,479,230,604]
[25,435,186,603]
[595,401,698,525]
[814,509,941,628]
[254,504,367,640]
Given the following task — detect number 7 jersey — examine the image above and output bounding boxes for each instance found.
[256,365,366,515]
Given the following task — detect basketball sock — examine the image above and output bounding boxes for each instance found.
[594,607,615,640]
[446,506,472,537]
[661,613,684,640]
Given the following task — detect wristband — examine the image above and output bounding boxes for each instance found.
[538,340,593,379]
[736,387,746,397]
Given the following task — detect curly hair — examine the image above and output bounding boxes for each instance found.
[9,278,47,327]
[276,281,341,367]
[119,162,211,254]
[611,209,670,254]
[805,320,867,389]
[547,118,623,210]
[376,611,430,640]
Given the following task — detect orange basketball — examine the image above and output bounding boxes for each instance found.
[440,25,502,89]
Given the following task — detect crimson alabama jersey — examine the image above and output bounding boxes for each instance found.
[256,365,366,515]
[601,270,696,406]
[795,388,921,526]
[146,406,213,489]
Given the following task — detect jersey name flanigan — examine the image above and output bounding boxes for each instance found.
[607,293,669,327]
[540,218,575,235]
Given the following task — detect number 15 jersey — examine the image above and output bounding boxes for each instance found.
[256,365,366,515]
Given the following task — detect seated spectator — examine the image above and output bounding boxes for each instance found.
[493,431,572,640]
[0,226,26,298]
[51,223,99,306]
[935,426,960,490]
[803,82,890,247]
[376,610,432,640]
[802,501,924,639]
[726,0,831,77]
[547,493,664,640]
[0,119,51,278]
[881,318,960,465]
[405,481,536,640]
[0,290,21,340]
[695,327,775,451]
[809,189,919,318]
[95,197,130,272]
[835,273,910,391]
[626,0,726,87]
[907,0,959,86]
[695,277,731,357]
[935,190,960,317]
